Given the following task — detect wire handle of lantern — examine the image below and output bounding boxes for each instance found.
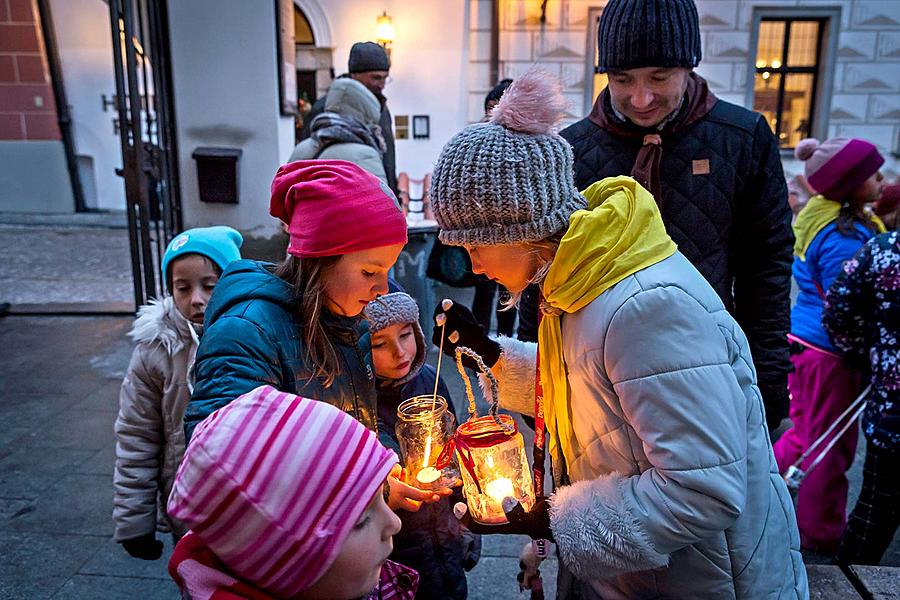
[454,346,513,433]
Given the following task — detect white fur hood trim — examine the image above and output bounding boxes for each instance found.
[551,472,669,582]
[129,297,195,354]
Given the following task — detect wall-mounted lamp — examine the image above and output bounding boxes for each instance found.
[376,11,395,48]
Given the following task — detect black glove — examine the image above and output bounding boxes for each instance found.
[121,533,164,560]
[759,382,790,433]
[453,498,553,542]
[433,299,502,369]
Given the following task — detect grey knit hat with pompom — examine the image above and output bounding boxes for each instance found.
[430,70,586,246]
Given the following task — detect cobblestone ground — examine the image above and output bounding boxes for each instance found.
[0,224,134,307]
[1,222,896,598]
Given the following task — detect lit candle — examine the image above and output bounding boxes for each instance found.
[416,466,441,484]
[485,477,514,503]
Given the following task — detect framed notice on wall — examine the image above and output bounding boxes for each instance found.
[275,0,297,116]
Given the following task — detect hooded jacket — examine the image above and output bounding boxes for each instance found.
[184,260,377,439]
[489,254,807,598]
[480,179,806,598]
[114,296,196,541]
[289,78,388,184]
[559,75,794,429]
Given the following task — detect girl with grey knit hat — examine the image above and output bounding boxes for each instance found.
[430,70,808,598]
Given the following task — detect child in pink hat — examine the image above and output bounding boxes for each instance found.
[774,137,886,554]
[186,160,443,512]
[168,384,418,600]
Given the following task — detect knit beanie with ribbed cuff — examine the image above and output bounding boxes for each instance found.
[364,292,426,387]
[795,137,884,201]
[596,0,702,72]
[430,70,586,247]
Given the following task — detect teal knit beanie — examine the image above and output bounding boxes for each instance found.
[162,226,244,288]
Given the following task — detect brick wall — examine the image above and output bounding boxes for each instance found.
[0,0,60,141]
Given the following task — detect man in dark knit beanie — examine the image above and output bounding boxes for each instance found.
[299,42,397,193]
[540,0,795,436]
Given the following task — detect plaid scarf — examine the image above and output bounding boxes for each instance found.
[310,111,386,156]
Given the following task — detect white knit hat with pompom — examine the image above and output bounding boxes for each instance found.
[430,69,587,246]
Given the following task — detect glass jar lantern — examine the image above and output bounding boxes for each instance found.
[395,395,460,490]
[452,414,535,524]
[436,346,535,524]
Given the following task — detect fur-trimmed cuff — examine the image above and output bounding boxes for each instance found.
[550,473,669,582]
[477,336,537,416]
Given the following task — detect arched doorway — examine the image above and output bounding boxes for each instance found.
[293,2,333,143]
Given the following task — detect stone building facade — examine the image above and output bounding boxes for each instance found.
[467,0,900,181]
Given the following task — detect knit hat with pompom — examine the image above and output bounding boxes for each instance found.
[430,69,586,246]
[795,137,884,201]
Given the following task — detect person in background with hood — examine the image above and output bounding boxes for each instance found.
[534,0,795,434]
[289,77,388,186]
[300,42,397,193]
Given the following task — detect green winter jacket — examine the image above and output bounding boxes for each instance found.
[184,259,377,439]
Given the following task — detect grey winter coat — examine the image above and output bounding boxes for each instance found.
[487,252,808,599]
[113,297,195,541]
[288,78,387,183]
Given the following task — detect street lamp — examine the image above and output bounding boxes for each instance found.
[376,11,395,48]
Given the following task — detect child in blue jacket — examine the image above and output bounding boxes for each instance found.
[364,293,480,599]
[773,136,885,554]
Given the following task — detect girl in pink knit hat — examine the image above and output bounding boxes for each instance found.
[773,136,886,555]
[186,160,448,513]
[168,384,418,600]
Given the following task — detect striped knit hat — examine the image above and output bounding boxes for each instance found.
[795,137,884,201]
[430,69,586,246]
[167,385,397,597]
[596,0,702,72]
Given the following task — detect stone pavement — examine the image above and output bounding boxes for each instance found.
[0,284,896,599]
[0,302,556,599]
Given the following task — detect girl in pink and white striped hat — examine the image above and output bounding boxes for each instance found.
[167,385,418,600]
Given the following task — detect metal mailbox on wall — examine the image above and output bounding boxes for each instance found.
[192,147,242,204]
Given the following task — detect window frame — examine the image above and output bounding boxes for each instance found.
[745,7,841,151]
[583,6,606,114]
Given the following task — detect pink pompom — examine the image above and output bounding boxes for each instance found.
[489,69,566,135]
[795,138,820,161]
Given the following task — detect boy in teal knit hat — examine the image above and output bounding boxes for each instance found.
[114,226,242,560]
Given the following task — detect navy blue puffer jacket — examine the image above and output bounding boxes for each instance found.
[185,259,377,439]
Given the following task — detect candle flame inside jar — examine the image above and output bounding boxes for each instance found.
[485,477,514,504]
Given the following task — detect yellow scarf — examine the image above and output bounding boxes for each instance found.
[794,195,886,261]
[538,176,677,473]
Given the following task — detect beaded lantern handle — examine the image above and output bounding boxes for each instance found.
[454,346,514,433]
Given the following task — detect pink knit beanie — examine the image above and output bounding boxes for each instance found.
[167,385,398,597]
[795,137,884,201]
[270,160,407,258]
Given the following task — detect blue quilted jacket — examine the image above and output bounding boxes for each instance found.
[185,259,377,439]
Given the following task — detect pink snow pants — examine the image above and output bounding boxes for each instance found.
[773,346,862,553]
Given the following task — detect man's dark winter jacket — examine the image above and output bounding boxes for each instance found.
[301,85,397,193]
[185,260,377,439]
[376,367,479,600]
[559,96,794,429]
